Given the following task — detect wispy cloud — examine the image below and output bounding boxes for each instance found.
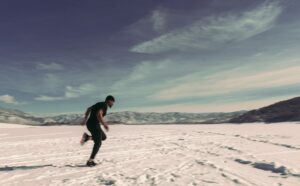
[36,62,64,70]
[131,1,282,53]
[150,9,167,33]
[42,73,65,93]
[0,94,21,105]
[126,94,297,113]
[35,83,97,101]
[64,83,97,98]
[111,47,300,105]
[112,60,171,90]
[34,95,64,101]
[122,8,169,39]
[150,62,300,101]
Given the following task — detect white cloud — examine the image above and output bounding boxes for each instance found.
[35,83,97,101]
[131,1,282,53]
[36,62,64,70]
[0,94,20,104]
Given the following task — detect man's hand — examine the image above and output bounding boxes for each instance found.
[97,109,109,131]
[103,123,109,132]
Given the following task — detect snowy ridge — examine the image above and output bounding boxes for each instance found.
[0,108,43,125]
[0,108,245,125]
[105,111,245,124]
[230,96,300,123]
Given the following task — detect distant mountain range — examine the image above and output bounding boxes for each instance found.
[230,96,300,123]
[104,111,245,124]
[0,107,245,125]
[0,108,44,125]
[1,96,299,125]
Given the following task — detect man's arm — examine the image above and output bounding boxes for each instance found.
[84,106,92,119]
[81,106,91,125]
[97,109,109,131]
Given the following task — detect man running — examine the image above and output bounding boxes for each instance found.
[80,95,115,167]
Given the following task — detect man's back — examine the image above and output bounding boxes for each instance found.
[87,101,107,124]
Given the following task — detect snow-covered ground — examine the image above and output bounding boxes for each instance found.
[0,123,300,186]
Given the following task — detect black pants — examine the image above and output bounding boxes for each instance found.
[86,122,107,159]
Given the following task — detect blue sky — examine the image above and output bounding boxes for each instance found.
[1,0,300,114]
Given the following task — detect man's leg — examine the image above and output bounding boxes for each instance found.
[80,132,92,145]
[90,136,101,160]
[87,125,102,160]
[87,128,105,141]
[86,131,103,141]
[100,127,107,141]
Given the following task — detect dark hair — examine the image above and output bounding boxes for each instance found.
[105,95,115,102]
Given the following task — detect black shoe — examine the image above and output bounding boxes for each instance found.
[86,160,97,167]
[80,132,89,145]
